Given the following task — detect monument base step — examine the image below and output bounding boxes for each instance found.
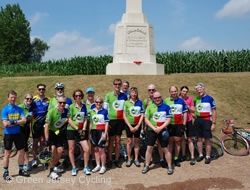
[106,62,165,75]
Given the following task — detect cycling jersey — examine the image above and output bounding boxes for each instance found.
[48,97,72,110]
[143,97,153,110]
[104,91,127,120]
[45,107,70,132]
[164,97,188,125]
[194,94,216,120]
[144,102,172,131]
[83,100,96,117]
[1,104,24,134]
[89,108,109,130]
[18,102,33,127]
[68,103,87,131]
[32,95,50,124]
[123,99,144,125]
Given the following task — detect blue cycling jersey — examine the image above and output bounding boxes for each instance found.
[1,104,24,134]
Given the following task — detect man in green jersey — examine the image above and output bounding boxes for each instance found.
[45,96,70,179]
[104,78,127,168]
[142,92,173,175]
[48,82,72,168]
[143,84,165,168]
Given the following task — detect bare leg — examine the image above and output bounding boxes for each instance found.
[145,146,153,166]
[134,138,140,160]
[126,138,132,160]
[108,136,115,161]
[115,136,121,161]
[68,140,76,168]
[80,140,89,167]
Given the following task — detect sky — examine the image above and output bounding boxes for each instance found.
[1,0,250,61]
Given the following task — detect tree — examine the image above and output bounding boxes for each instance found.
[30,38,50,62]
[0,3,32,64]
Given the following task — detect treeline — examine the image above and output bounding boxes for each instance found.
[0,50,249,76]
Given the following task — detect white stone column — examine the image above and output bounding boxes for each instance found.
[106,0,164,75]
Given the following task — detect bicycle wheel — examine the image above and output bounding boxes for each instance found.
[194,136,223,159]
[0,141,5,158]
[222,133,249,156]
[138,138,147,162]
[210,136,223,159]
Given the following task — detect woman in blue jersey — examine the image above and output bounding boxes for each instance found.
[89,96,109,174]
[18,93,33,171]
[123,87,144,167]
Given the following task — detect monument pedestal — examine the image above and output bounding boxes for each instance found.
[106,62,164,75]
[106,0,165,75]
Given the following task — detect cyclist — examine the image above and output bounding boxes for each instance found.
[84,87,96,168]
[142,92,173,175]
[18,93,33,171]
[48,82,72,168]
[1,90,30,180]
[67,89,91,176]
[104,78,127,168]
[179,86,196,165]
[120,80,130,98]
[164,86,187,168]
[123,87,144,167]
[194,83,216,164]
[31,83,50,168]
[143,84,165,168]
[89,96,109,174]
[44,96,69,179]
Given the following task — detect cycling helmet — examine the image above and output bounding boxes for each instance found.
[54,82,65,89]
[38,148,53,164]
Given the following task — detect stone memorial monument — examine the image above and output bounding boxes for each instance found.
[106,0,165,75]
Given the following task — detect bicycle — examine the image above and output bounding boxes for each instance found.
[193,135,223,159]
[221,120,250,156]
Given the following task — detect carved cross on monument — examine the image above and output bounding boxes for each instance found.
[126,0,142,13]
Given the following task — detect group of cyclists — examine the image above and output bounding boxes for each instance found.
[1,79,216,180]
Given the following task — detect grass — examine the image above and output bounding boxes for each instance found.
[0,73,250,138]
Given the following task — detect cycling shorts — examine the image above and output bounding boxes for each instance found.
[108,120,124,137]
[194,118,212,139]
[147,129,169,148]
[4,133,25,151]
[168,124,184,137]
[90,130,106,148]
[67,130,88,141]
[125,124,141,138]
[20,124,30,152]
[32,122,44,139]
[185,120,195,137]
[49,131,64,148]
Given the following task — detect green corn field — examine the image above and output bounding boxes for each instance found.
[0,50,249,76]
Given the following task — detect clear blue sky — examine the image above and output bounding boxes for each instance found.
[1,0,250,61]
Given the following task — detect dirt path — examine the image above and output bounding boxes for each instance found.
[0,152,250,190]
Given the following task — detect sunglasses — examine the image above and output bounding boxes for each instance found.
[95,101,103,104]
[59,102,66,104]
[114,83,121,86]
[38,88,45,91]
[148,89,155,92]
[130,87,138,91]
[56,88,64,91]
[75,95,82,97]
[25,98,32,101]
[153,96,161,99]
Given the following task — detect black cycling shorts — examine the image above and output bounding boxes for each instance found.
[67,130,88,141]
[147,129,169,148]
[4,133,25,151]
[194,118,212,139]
[20,124,30,152]
[185,120,195,137]
[90,130,106,148]
[49,131,64,148]
[168,124,184,137]
[32,122,44,139]
[108,120,124,137]
[125,124,141,138]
